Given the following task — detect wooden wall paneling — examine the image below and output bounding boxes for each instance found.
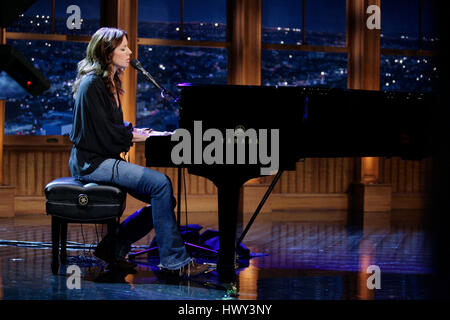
[296,160,305,193]
[2,139,433,212]
[200,176,208,194]
[319,158,328,193]
[36,151,44,196]
[412,160,420,193]
[52,151,58,184]
[425,158,433,192]
[342,157,350,192]
[335,158,343,192]
[288,170,297,193]
[61,150,70,178]
[270,173,279,193]
[386,157,392,186]
[379,157,386,184]
[17,151,26,194]
[327,158,336,193]
[391,157,399,193]
[198,174,205,195]
[2,148,9,186]
[10,151,17,192]
[189,172,197,195]
[25,152,35,195]
[195,174,202,195]
[43,151,53,192]
[405,160,414,193]
[313,158,320,192]
[304,158,313,193]
[398,158,406,192]
[200,176,208,195]
[419,158,427,193]
[206,175,216,194]
[378,157,384,183]
[276,172,284,193]
[280,170,289,193]
[55,152,62,182]
[344,157,353,191]
[185,169,193,194]
[405,159,415,193]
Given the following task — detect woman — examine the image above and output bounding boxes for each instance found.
[69,27,208,277]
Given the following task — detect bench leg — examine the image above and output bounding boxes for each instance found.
[51,216,60,275]
[60,222,68,264]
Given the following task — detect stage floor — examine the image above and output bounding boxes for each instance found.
[0,210,434,300]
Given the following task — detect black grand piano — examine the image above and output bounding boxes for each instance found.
[145,84,435,282]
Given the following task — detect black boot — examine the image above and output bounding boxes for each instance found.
[94,236,137,271]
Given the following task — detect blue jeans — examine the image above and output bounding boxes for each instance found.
[79,158,191,270]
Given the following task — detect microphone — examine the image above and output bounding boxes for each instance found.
[130,58,178,102]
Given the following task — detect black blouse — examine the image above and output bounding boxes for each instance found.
[69,73,133,178]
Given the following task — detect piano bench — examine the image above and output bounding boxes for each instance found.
[44,177,127,275]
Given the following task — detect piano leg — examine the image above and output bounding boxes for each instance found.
[216,181,242,283]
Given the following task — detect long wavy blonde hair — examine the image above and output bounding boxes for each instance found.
[72,27,128,100]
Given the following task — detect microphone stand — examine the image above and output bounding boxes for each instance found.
[138,68,180,104]
[127,70,217,261]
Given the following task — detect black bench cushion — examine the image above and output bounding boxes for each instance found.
[45,177,126,221]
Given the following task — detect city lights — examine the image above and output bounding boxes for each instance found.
[3,9,439,135]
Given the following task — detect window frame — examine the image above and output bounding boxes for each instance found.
[2,0,439,142]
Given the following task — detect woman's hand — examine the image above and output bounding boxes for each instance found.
[132,132,149,142]
[133,127,153,135]
[132,127,152,142]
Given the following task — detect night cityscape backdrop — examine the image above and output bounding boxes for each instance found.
[2,0,440,135]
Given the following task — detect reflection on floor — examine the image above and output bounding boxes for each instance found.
[0,210,433,300]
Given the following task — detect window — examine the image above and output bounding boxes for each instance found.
[138,0,181,39]
[262,0,347,89]
[138,0,226,41]
[184,0,226,41]
[420,0,439,50]
[6,0,53,34]
[381,0,420,50]
[380,0,439,92]
[380,55,438,92]
[262,50,347,88]
[136,0,228,130]
[304,0,346,47]
[4,1,99,135]
[6,0,100,36]
[136,46,227,131]
[54,0,100,36]
[4,40,85,135]
[262,0,303,45]
[262,0,346,46]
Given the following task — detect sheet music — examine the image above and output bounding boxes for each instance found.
[147,130,174,137]
[134,128,174,137]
